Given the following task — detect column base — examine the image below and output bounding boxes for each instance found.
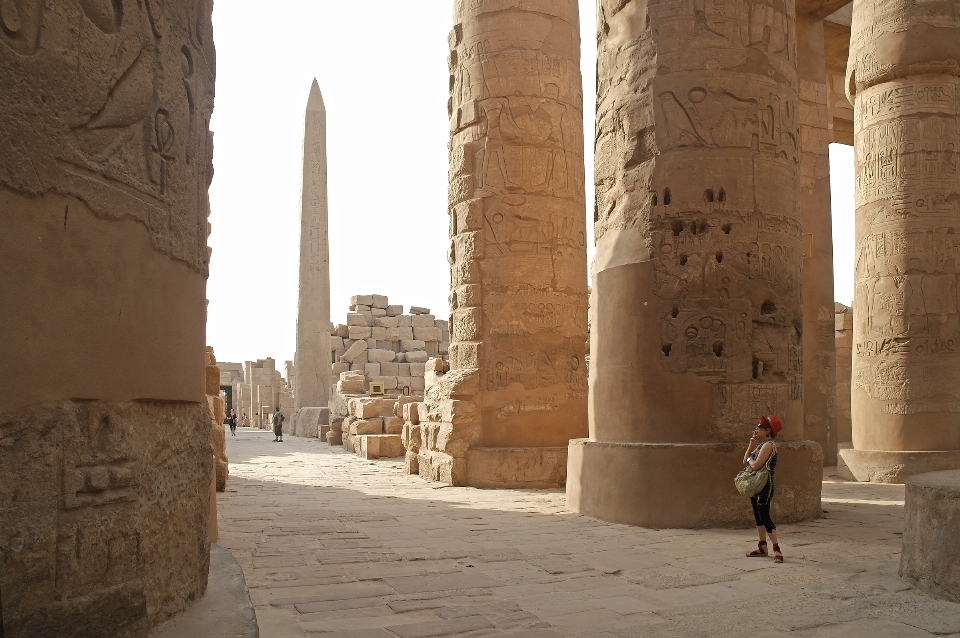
[900,470,960,603]
[566,439,823,528]
[837,448,960,484]
[465,447,568,489]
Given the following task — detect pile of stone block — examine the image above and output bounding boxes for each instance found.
[329,295,448,397]
[325,371,421,459]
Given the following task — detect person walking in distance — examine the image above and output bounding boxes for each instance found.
[272,407,285,442]
[743,415,782,563]
[227,409,237,436]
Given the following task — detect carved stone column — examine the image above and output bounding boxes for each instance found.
[567,0,822,527]
[0,0,215,633]
[841,0,960,482]
[798,13,838,466]
[417,0,589,487]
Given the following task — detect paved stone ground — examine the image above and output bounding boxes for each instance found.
[218,428,960,638]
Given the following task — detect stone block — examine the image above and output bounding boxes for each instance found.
[397,326,414,340]
[376,316,399,328]
[397,315,412,327]
[398,363,411,376]
[402,402,420,425]
[900,470,960,603]
[335,324,350,337]
[465,447,568,488]
[337,371,365,394]
[370,326,387,340]
[396,376,413,391]
[374,376,399,390]
[353,351,368,365]
[349,397,381,419]
[435,319,449,330]
[347,313,369,327]
[348,326,372,340]
[414,326,442,341]
[330,336,344,350]
[386,305,403,316]
[376,340,396,350]
[439,342,450,354]
[364,363,381,378]
[331,362,349,375]
[406,351,429,363]
[350,418,383,435]
[360,434,405,460]
[384,416,405,434]
[371,294,389,309]
[411,314,436,327]
[424,341,439,356]
[365,338,376,349]
[395,352,407,363]
[367,349,396,363]
[384,328,401,341]
[351,295,374,306]
[401,339,426,351]
[408,362,426,377]
[326,429,343,445]
[412,377,426,391]
[341,340,368,363]
[380,362,400,376]
[410,306,431,315]
[371,308,386,317]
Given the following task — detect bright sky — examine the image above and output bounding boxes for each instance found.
[206,0,856,365]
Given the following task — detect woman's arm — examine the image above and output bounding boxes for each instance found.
[747,442,773,470]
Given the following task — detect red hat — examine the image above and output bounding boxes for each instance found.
[759,415,783,436]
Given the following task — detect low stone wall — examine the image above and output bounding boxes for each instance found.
[0,400,212,636]
[900,470,960,603]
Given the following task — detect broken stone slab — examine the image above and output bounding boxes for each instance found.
[410,306,431,315]
[341,340,368,364]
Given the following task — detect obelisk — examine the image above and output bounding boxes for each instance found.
[294,79,332,422]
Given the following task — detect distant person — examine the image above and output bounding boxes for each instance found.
[743,415,782,563]
[241,413,248,428]
[272,407,285,442]
[227,409,237,436]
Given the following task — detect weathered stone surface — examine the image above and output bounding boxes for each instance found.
[900,470,960,603]
[569,0,822,526]
[845,0,960,481]
[337,371,365,394]
[405,351,429,364]
[349,397,382,419]
[359,434,405,460]
[367,349,397,363]
[384,416,405,435]
[350,418,384,436]
[347,313,369,327]
[409,306,431,315]
[348,326,372,340]
[413,327,442,342]
[340,340,368,364]
[294,407,328,438]
[294,80,332,415]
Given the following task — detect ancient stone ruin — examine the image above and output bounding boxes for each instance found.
[0,0,216,633]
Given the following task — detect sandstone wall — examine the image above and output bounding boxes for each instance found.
[0,0,215,633]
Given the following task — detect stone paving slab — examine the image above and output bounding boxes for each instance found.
[218,429,960,638]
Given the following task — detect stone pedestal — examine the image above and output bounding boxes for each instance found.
[900,470,960,603]
[418,0,588,487]
[569,0,822,527]
[844,0,960,483]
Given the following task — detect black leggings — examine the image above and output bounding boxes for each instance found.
[751,494,776,533]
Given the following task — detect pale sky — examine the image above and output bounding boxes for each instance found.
[206,0,856,365]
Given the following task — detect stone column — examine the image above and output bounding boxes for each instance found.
[0,0,215,633]
[294,79,332,414]
[835,304,854,447]
[797,13,838,466]
[431,0,588,487]
[841,0,960,482]
[567,0,822,528]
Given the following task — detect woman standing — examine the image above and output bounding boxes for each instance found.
[743,415,783,563]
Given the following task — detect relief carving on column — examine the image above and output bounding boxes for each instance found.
[0,0,216,274]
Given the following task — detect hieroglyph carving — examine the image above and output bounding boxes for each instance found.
[594,0,803,440]
[0,0,216,274]
[444,0,588,449]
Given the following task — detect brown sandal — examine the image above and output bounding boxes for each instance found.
[773,544,783,563]
[746,541,768,557]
